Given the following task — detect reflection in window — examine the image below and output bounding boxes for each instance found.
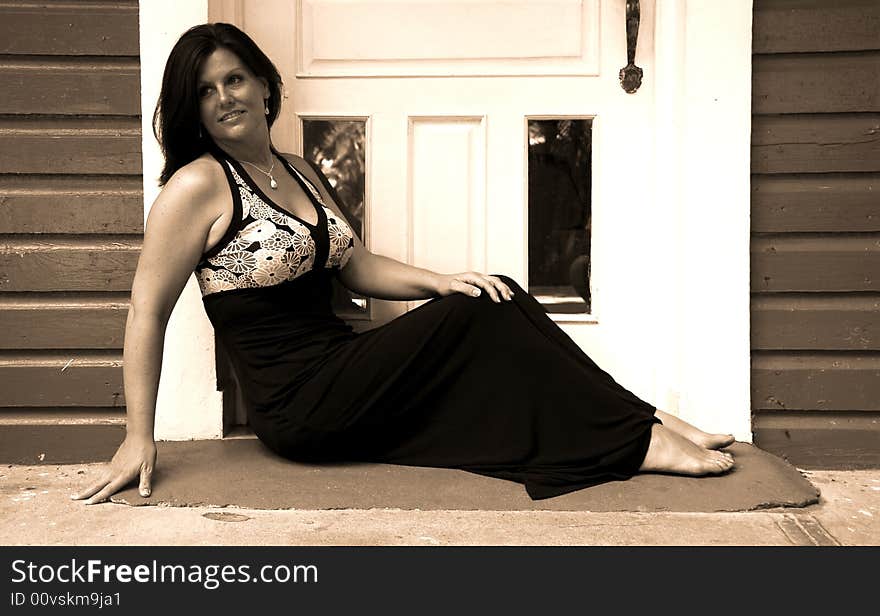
[302,119,368,316]
[527,119,592,314]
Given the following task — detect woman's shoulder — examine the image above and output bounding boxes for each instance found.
[164,154,226,198]
[152,154,229,222]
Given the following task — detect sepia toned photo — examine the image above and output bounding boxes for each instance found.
[1,0,877,569]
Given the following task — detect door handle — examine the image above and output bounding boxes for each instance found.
[619,0,643,93]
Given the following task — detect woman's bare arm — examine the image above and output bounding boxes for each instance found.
[71,159,226,504]
[287,155,514,303]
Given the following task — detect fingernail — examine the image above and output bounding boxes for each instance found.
[140,489,151,497]
[472,289,480,296]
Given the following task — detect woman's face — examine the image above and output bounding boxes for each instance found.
[197,47,269,146]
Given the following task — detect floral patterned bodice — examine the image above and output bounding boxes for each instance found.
[195,152,354,297]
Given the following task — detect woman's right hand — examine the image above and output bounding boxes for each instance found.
[67,159,223,506]
[70,435,157,505]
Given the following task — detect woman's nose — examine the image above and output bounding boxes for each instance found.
[217,86,233,105]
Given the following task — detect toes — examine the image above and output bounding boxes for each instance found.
[703,450,734,474]
[711,459,731,474]
[705,434,736,450]
[716,455,734,471]
[713,449,733,460]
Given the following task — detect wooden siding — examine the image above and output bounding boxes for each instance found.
[0,238,142,292]
[0,354,125,407]
[0,0,140,462]
[751,295,879,351]
[751,114,880,174]
[0,118,143,175]
[753,412,880,469]
[752,53,879,114]
[752,353,880,411]
[0,175,144,234]
[752,0,880,54]
[0,4,139,55]
[0,58,141,115]
[0,294,130,349]
[751,0,880,467]
[751,235,880,292]
[751,174,879,232]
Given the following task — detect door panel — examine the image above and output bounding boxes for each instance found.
[409,117,487,277]
[298,0,599,76]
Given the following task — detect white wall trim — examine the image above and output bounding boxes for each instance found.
[652,0,753,441]
[140,0,224,440]
[652,0,687,423]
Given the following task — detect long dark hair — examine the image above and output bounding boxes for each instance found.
[152,23,283,185]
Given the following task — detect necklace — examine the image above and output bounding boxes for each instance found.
[239,157,278,189]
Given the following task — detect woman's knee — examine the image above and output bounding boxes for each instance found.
[491,273,524,294]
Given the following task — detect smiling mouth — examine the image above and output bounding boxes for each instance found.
[219,110,246,122]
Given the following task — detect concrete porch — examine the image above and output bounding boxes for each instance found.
[2,451,877,546]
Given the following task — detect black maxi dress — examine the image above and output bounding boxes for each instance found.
[195,145,661,500]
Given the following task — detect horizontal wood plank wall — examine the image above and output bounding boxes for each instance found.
[0,0,141,463]
[751,0,880,468]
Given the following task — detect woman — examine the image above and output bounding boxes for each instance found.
[72,23,734,505]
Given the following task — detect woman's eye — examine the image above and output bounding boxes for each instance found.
[199,87,213,97]
[229,75,243,85]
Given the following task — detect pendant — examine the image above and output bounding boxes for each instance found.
[269,175,278,190]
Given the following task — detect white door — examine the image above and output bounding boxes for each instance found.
[225,0,662,407]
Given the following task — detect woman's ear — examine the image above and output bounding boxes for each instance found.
[259,77,270,100]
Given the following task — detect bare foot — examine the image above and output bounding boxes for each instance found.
[639,424,735,476]
[654,410,735,450]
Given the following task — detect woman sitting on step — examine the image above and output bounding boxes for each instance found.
[72,22,734,505]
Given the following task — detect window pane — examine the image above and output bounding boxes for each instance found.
[527,118,592,314]
[302,119,368,316]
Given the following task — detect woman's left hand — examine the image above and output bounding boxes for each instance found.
[436,273,514,303]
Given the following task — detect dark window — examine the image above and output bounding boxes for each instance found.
[302,118,368,316]
[527,118,592,314]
